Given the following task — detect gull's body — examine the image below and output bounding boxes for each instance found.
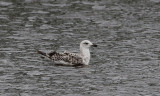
[37,40,97,66]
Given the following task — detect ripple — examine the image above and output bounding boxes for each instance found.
[0,1,12,6]
[0,0,160,96]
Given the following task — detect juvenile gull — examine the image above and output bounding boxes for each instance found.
[37,40,97,66]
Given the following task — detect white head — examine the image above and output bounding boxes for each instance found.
[80,40,97,65]
[80,40,97,49]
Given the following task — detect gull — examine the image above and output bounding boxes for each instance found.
[37,40,97,66]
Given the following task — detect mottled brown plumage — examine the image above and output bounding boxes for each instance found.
[37,50,83,65]
[37,40,97,66]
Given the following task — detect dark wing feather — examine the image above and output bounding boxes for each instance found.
[37,50,83,65]
[64,52,83,65]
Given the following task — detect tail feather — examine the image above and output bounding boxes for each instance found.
[36,50,57,59]
[37,50,47,56]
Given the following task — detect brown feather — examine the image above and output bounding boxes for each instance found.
[37,50,83,65]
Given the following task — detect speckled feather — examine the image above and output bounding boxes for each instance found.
[37,40,97,65]
[37,50,83,65]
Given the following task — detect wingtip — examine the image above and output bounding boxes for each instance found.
[36,50,46,56]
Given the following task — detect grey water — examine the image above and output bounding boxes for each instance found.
[0,0,160,96]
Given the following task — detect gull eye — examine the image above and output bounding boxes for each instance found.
[84,42,89,45]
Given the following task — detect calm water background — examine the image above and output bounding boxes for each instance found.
[0,0,160,96]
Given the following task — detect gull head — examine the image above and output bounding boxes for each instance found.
[80,40,97,65]
[80,40,97,49]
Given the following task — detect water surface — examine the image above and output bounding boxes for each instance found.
[0,0,160,96]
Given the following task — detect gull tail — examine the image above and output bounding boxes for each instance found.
[36,50,57,59]
[37,50,47,56]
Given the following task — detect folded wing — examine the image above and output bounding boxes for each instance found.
[37,50,83,65]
